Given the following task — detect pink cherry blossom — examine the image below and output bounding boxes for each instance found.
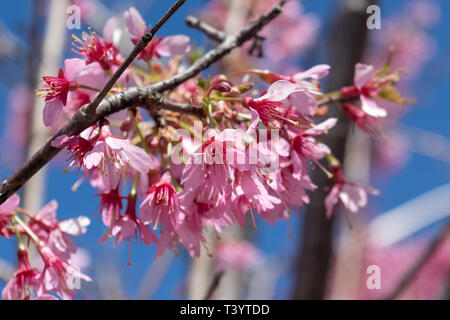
[2,249,40,300]
[290,118,337,179]
[325,164,379,218]
[99,194,157,264]
[290,64,330,84]
[243,80,318,128]
[155,203,206,259]
[82,125,153,190]
[28,200,90,261]
[37,244,92,300]
[342,63,388,118]
[181,130,246,205]
[72,30,119,70]
[342,102,382,137]
[38,58,85,127]
[124,7,190,61]
[95,187,123,227]
[140,172,180,230]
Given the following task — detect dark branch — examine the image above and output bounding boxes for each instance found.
[185,16,226,42]
[156,100,204,117]
[203,272,224,300]
[386,219,450,300]
[0,0,287,205]
[185,16,266,58]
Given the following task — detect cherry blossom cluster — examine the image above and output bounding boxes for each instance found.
[31,6,410,262]
[0,194,91,300]
[0,4,412,300]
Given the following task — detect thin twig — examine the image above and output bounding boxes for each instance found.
[203,271,225,300]
[185,16,226,42]
[386,219,450,300]
[156,100,204,117]
[0,0,286,205]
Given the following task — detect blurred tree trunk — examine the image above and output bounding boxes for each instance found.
[292,0,375,300]
[23,0,68,213]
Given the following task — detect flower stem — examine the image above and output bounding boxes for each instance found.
[13,214,40,245]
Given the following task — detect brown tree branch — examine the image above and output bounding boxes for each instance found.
[185,16,226,42]
[203,271,224,300]
[156,100,204,117]
[0,0,287,205]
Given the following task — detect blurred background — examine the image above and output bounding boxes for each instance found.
[0,0,449,299]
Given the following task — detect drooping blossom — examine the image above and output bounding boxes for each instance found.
[2,249,41,300]
[325,162,379,219]
[342,102,383,137]
[233,170,281,222]
[37,58,85,126]
[37,243,92,300]
[140,172,180,231]
[124,7,190,61]
[155,204,206,259]
[28,200,90,261]
[95,187,123,227]
[290,118,337,179]
[99,194,158,264]
[269,165,317,209]
[181,129,247,206]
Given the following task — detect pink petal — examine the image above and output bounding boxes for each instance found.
[305,118,338,135]
[64,58,85,81]
[0,194,20,215]
[124,7,146,39]
[120,144,152,173]
[361,95,387,118]
[43,100,63,127]
[257,80,298,102]
[247,108,260,134]
[103,17,121,46]
[51,135,73,148]
[325,185,340,218]
[118,217,137,239]
[84,142,105,169]
[35,200,58,222]
[59,216,90,235]
[292,64,330,82]
[1,278,18,300]
[339,184,367,213]
[289,91,317,115]
[157,35,191,57]
[137,220,158,245]
[354,63,376,89]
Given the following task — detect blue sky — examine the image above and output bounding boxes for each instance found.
[0,0,449,299]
